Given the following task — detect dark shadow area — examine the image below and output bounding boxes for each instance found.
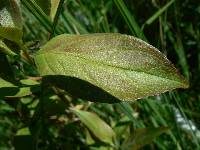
[13,135,35,150]
[43,75,120,103]
[0,87,19,99]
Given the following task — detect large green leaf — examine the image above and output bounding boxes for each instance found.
[72,109,116,145]
[0,0,23,44]
[43,76,120,103]
[34,33,189,101]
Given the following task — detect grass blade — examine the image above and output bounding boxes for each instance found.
[113,0,147,41]
[50,0,65,38]
[21,0,52,32]
[144,0,175,26]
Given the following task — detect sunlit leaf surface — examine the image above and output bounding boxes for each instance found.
[34,33,189,101]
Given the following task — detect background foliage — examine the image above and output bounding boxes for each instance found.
[0,0,200,149]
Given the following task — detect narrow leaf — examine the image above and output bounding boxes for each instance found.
[0,79,34,98]
[5,87,32,98]
[34,33,189,102]
[113,0,146,40]
[20,79,40,86]
[0,39,17,56]
[122,127,170,150]
[22,0,53,32]
[0,78,16,89]
[50,0,60,21]
[72,109,116,145]
[31,0,62,21]
[62,10,89,34]
[0,78,19,98]
[85,128,95,145]
[90,146,112,150]
[0,27,23,45]
[144,0,175,25]
[16,127,31,136]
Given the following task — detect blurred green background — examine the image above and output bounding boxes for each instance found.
[0,0,200,149]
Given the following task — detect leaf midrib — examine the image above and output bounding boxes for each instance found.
[37,52,186,87]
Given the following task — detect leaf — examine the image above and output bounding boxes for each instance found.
[114,115,131,139]
[16,127,31,136]
[0,83,19,98]
[50,0,60,21]
[0,79,35,98]
[85,128,95,145]
[0,53,36,98]
[0,74,37,99]
[0,39,17,56]
[20,79,40,86]
[4,79,41,98]
[90,146,113,150]
[34,33,189,101]
[33,0,61,21]
[0,78,35,98]
[0,56,39,99]
[0,0,22,28]
[121,127,170,150]
[72,108,116,145]
[113,0,146,40]
[0,27,23,45]
[43,76,120,103]
[0,78,16,89]
[0,0,23,44]
[5,87,32,98]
